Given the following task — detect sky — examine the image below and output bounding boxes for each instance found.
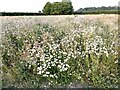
[0,0,119,12]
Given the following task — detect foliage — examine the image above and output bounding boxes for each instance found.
[75,6,119,14]
[42,1,73,15]
[76,6,118,12]
[1,12,44,16]
[42,2,52,15]
[1,15,119,88]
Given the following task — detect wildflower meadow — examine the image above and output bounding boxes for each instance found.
[1,15,119,88]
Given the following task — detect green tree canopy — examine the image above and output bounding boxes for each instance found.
[42,2,52,15]
[42,1,73,15]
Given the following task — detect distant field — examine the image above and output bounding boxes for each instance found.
[1,15,119,88]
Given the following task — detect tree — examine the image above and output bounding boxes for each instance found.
[50,2,63,15]
[61,2,73,14]
[42,1,73,15]
[42,2,52,15]
[50,2,73,15]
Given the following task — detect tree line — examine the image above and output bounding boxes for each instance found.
[74,6,119,14]
[1,12,44,16]
[1,1,119,16]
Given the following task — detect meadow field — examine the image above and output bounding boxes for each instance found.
[0,15,119,88]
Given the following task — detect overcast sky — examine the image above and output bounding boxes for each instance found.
[0,0,119,12]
